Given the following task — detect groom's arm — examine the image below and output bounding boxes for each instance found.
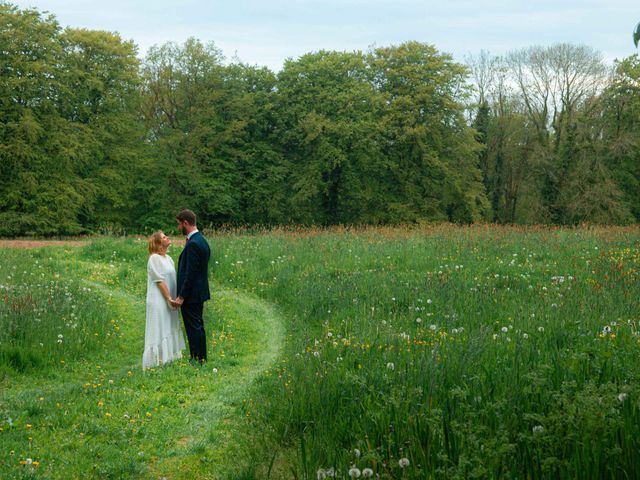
[177,244,204,302]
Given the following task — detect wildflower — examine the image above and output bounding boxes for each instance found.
[492,334,498,340]
[317,469,327,480]
[501,327,508,333]
[349,466,361,477]
[399,458,410,468]
[427,299,432,304]
[362,468,374,478]
[313,351,320,358]
[618,393,628,402]
[430,324,437,331]
[603,325,612,335]
[538,326,544,333]
[533,425,544,434]
[212,368,218,374]
[354,448,361,458]
[523,333,529,339]
[415,317,422,323]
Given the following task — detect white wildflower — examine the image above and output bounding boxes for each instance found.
[618,393,628,402]
[349,467,361,478]
[362,468,374,478]
[386,362,395,371]
[399,458,410,468]
[532,425,544,434]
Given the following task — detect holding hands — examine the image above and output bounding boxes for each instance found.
[168,296,184,309]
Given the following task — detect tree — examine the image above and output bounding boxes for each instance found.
[369,42,490,223]
[274,50,387,224]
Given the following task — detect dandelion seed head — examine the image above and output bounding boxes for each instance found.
[349,467,361,478]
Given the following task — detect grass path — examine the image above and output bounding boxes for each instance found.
[0,257,286,479]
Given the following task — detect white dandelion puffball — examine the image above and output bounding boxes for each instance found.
[386,362,395,371]
[354,448,361,458]
[399,458,410,468]
[349,467,361,478]
[362,468,374,478]
[533,425,544,434]
[618,393,628,402]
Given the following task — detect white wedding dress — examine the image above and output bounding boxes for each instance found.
[142,253,185,369]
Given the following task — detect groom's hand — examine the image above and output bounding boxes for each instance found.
[174,296,184,307]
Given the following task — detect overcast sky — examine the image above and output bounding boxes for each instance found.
[12,0,640,70]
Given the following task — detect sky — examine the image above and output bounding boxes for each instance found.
[11,0,640,71]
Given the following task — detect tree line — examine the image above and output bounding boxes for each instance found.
[1,3,638,236]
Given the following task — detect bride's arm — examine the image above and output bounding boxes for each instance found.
[156,281,174,306]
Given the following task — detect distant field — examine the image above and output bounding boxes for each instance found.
[1,225,639,479]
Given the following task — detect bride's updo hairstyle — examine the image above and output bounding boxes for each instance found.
[148,231,164,255]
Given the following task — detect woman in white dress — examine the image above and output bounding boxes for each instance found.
[142,231,186,370]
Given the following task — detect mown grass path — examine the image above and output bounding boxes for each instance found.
[0,256,285,479]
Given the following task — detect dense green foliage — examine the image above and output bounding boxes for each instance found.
[1,4,639,235]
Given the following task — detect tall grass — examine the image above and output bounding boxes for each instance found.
[207,225,640,478]
[0,249,118,376]
[1,226,638,478]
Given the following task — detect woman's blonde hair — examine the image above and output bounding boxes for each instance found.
[148,231,165,255]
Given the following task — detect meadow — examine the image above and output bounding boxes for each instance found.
[1,225,639,479]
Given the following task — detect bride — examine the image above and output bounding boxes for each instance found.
[142,231,185,370]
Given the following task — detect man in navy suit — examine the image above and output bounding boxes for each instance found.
[174,209,211,363]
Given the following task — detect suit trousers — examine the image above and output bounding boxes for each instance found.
[181,302,207,361]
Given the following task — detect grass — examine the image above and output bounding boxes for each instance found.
[0,240,285,479]
[1,225,639,479]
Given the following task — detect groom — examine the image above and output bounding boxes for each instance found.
[174,209,211,363]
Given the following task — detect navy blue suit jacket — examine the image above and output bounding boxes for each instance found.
[177,231,211,304]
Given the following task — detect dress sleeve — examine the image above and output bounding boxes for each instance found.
[147,255,164,283]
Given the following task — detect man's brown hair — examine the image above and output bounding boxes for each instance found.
[176,209,197,226]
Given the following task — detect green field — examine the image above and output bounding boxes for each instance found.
[1,226,639,479]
